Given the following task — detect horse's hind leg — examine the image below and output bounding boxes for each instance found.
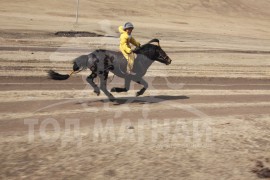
[86,73,100,96]
[99,72,115,101]
[135,78,148,97]
[111,77,131,93]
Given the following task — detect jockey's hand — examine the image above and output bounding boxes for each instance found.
[133,46,140,53]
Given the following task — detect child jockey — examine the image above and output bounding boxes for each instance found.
[119,22,140,75]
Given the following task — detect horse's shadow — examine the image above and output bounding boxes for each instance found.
[83,95,189,106]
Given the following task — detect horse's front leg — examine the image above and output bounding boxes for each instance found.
[111,77,131,93]
[99,72,115,101]
[135,77,148,97]
[86,73,100,96]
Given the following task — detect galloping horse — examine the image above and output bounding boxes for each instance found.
[48,39,172,101]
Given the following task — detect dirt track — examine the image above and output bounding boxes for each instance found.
[1,0,270,179]
[1,75,270,179]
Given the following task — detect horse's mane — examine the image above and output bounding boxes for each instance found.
[147,39,160,45]
[133,39,160,54]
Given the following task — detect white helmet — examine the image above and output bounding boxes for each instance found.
[123,22,134,30]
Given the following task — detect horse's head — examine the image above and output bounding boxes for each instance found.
[134,39,172,65]
[154,45,172,65]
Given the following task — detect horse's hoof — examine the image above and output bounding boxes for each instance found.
[136,92,141,97]
[109,97,116,102]
[94,90,100,96]
[111,88,128,93]
[111,87,116,92]
[108,93,115,101]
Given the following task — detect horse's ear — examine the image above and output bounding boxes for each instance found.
[147,39,160,46]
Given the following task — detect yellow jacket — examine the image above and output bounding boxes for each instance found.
[119,26,140,57]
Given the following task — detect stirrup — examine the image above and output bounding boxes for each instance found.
[127,70,136,75]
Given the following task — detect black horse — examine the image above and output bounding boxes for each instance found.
[49,39,172,101]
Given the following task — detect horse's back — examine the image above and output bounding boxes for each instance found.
[88,49,149,78]
[89,49,127,77]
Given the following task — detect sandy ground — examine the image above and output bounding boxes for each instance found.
[0,0,270,179]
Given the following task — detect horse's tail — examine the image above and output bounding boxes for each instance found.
[48,55,88,80]
[48,70,70,80]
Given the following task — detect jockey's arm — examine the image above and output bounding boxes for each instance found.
[120,35,132,54]
[130,37,140,48]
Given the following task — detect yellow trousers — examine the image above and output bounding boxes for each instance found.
[121,50,135,72]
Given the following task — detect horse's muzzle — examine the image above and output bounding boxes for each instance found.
[166,58,172,65]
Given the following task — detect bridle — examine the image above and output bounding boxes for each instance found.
[156,49,169,61]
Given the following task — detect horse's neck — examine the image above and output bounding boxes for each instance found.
[136,54,154,69]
